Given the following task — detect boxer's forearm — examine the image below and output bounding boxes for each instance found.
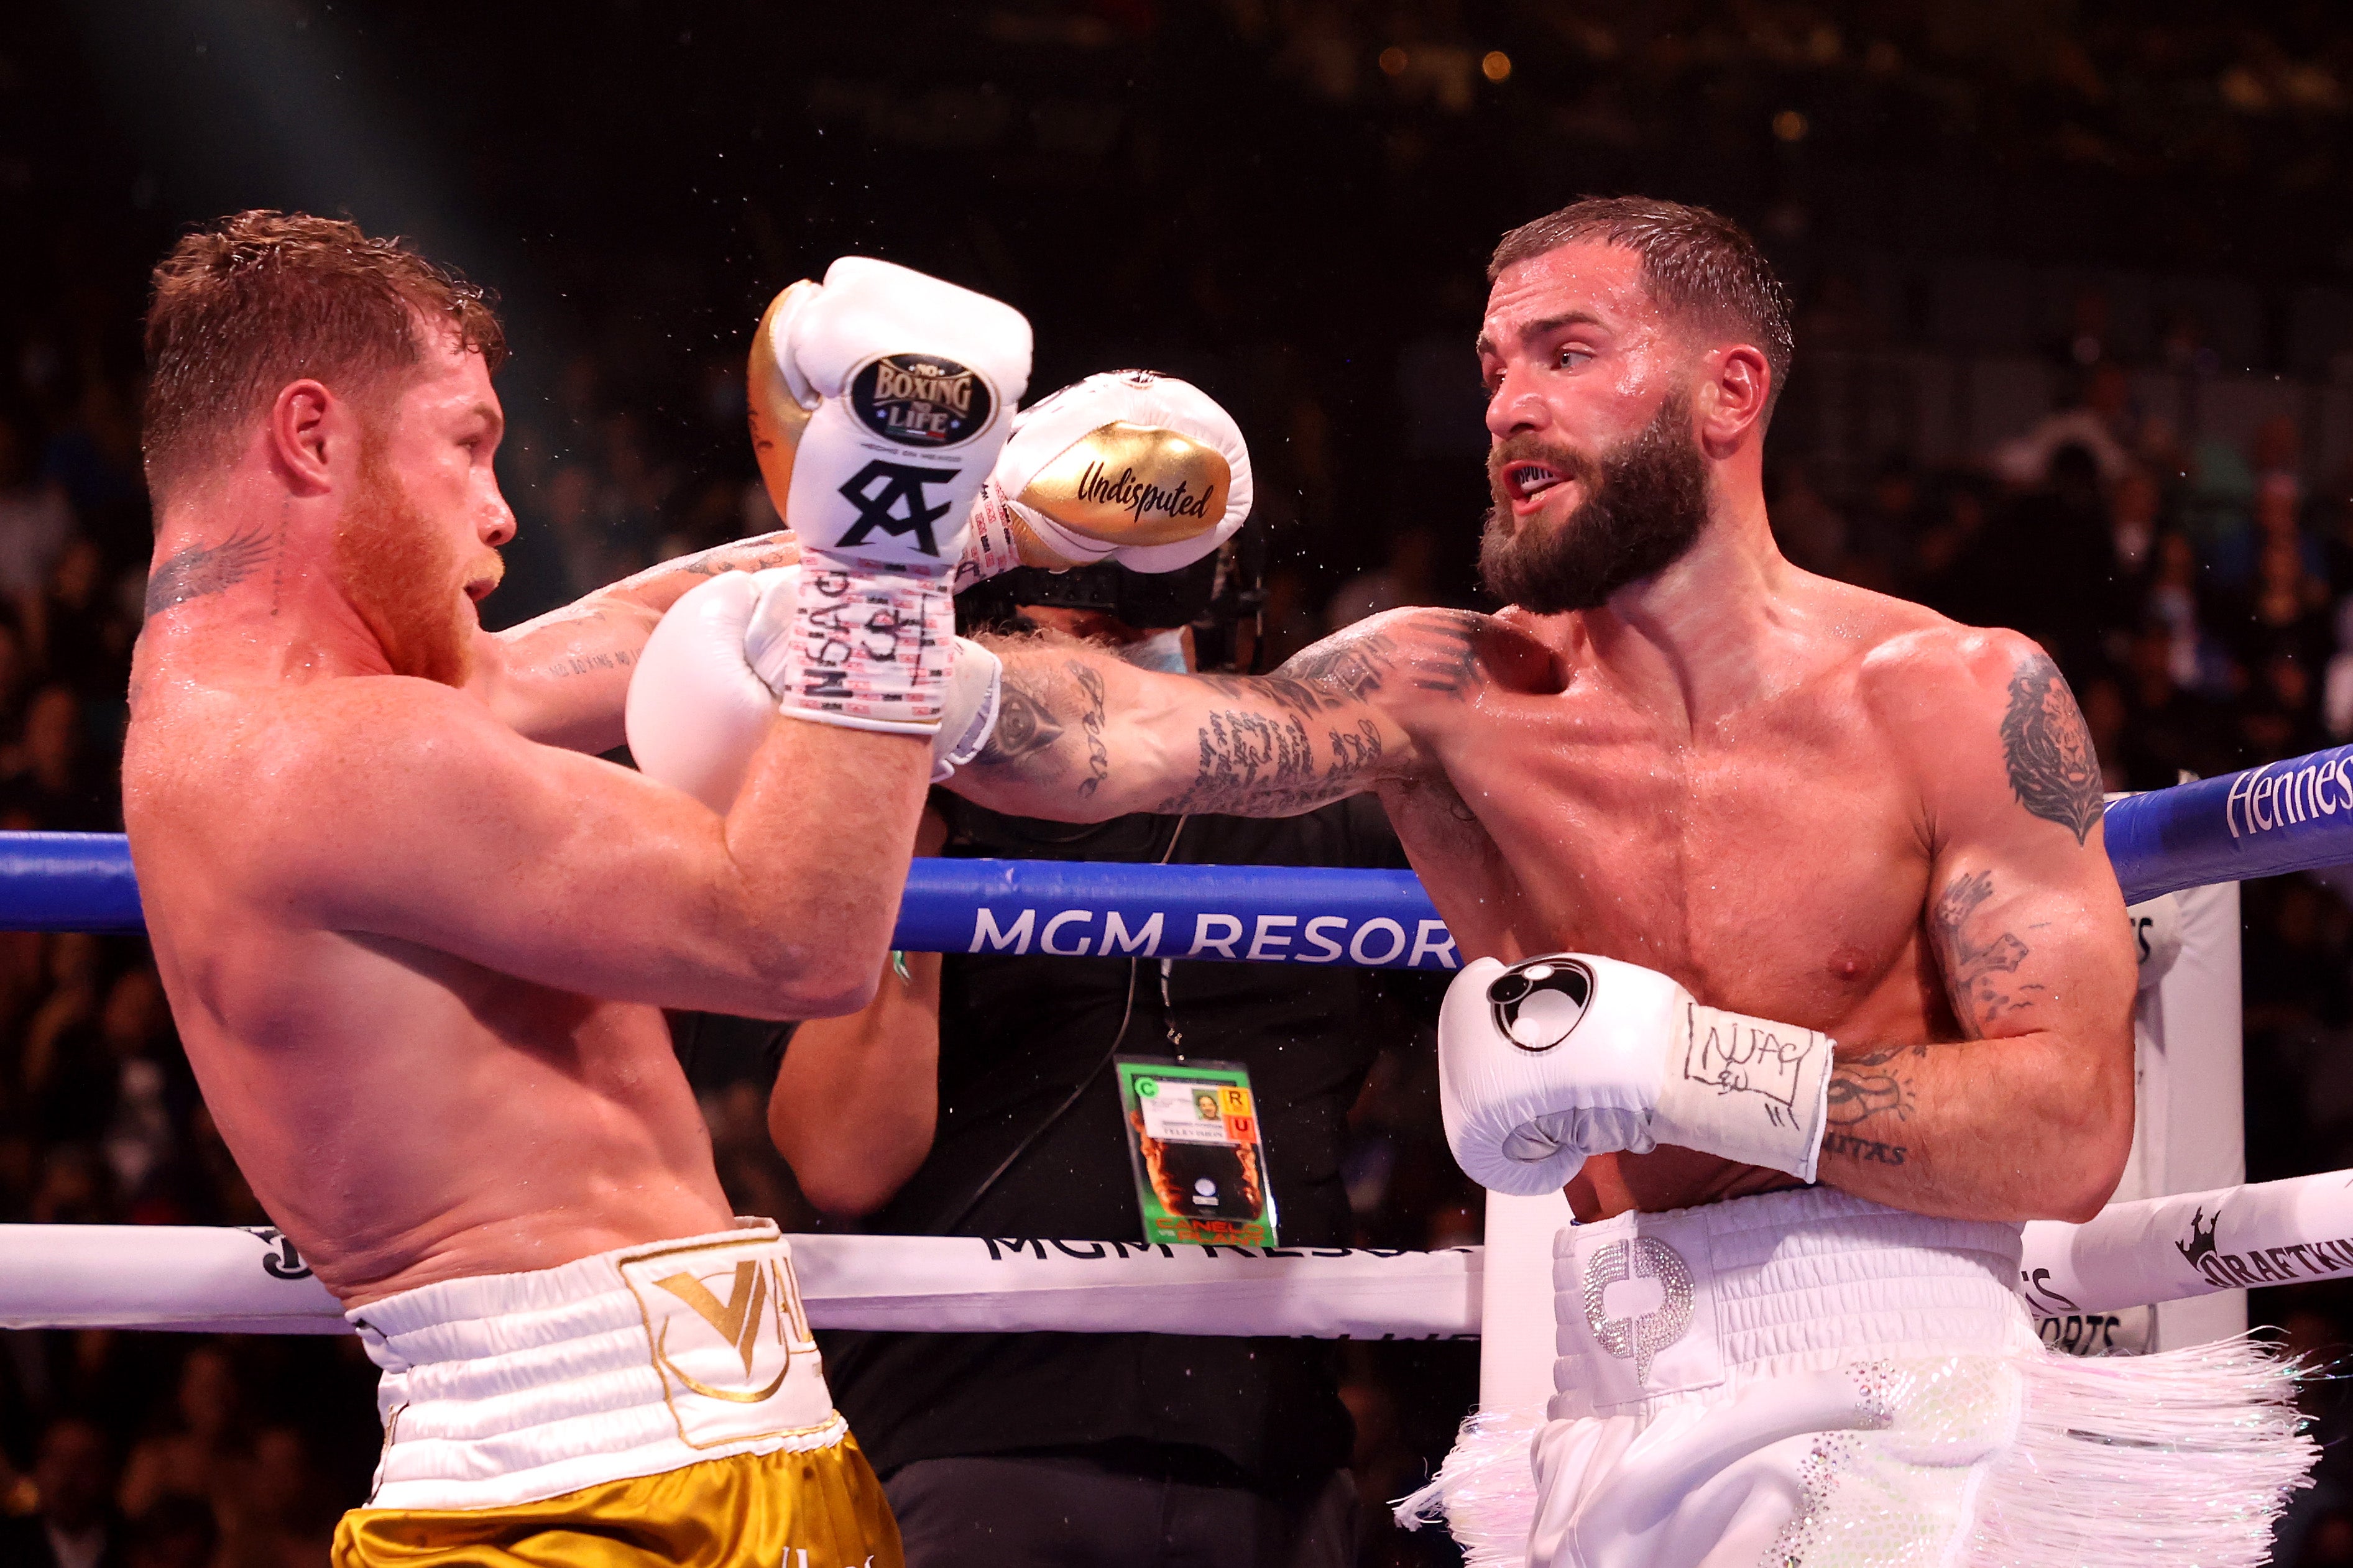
[696,720,932,1017]
[951,639,1401,821]
[769,950,941,1217]
[476,533,799,751]
[1813,1030,2133,1222]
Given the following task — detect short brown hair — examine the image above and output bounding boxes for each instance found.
[1490,196,1794,418]
[141,211,506,498]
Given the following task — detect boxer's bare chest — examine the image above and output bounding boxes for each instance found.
[1383,644,1945,1045]
[1375,619,1959,1216]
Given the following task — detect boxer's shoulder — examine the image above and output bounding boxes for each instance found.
[1855,618,2047,715]
[1853,620,2062,805]
[134,671,511,895]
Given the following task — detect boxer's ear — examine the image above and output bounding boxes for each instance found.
[266,378,336,496]
[1695,344,1771,459]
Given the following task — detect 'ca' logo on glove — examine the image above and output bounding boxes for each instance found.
[1488,957,1595,1053]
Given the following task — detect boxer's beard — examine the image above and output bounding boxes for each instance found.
[1478,392,1711,614]
[335,438,474,688]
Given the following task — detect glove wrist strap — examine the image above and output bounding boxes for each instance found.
[775,552,952,736]
[1653,1001,1834,1183]
[930,637,1003,782]
[955,485,1029,592]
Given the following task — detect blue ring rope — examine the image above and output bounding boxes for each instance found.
[11,743,2347,968]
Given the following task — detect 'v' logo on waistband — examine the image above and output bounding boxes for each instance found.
[656,1263,768,1375]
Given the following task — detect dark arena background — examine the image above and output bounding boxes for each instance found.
[3,2,2353,1564]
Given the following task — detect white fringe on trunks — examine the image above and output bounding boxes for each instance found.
[1396,1187,2313,1568]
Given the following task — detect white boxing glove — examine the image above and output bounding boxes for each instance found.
[627,570,1008,810]
[759,257,1031,571]
[626,569,790,813]
[1438,953,1836,1196]
[957,370,1252,588]
[747,258,1031,735]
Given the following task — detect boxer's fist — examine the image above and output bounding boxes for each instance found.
[626,569,792,813]
[1438,953,1836,1196]
[958,370,1251,587]
[735,569,1005,779]
[627,569,1010,805]
[752,258,1031,577]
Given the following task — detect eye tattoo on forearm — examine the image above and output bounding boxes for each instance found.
[2001,653,2104,843]
[976,677,1065,766]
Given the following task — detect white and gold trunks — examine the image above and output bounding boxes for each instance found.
[331,1222,898,1568]
[1407,1186,2312,1568]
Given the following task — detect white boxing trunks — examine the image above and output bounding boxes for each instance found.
[331,1220,900,1568]
[1405,1186,2313,1568]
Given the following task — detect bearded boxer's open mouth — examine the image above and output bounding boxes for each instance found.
[464,575,497,604]
[1503,462,1573,513]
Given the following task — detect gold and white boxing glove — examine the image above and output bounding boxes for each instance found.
[956,370,1252,589]
[1438,953,1836,1196]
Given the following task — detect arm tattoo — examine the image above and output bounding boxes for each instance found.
[1271,611,1487,700]
[1826,1045,1915,1126]
[1932,869,2038,1035]
[1070,661,1110,797]
[2001,653,2104,843]
[669,531,798,579]
[1154,708,1386,815]
[1821,1130,1909,1167]
[1392,613,1483,694]
[1160,710,1317,814]
[145,525,272,615]
[1823,1043,1921,1165]
[536,649,637,681]
[1275,638,1388,700]
[975,676,1064,766]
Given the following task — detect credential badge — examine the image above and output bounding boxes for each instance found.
[1582,1236,1694,1385]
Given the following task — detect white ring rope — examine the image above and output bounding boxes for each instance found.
[0,1168,2331,1337]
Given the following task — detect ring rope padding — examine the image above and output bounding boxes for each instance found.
[10,738,2353,955]
[4,743,2321,1330]
[0,1167,2329,1335]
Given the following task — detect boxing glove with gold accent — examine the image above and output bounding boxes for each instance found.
[746,258,1031,736]
[957,370,1252,588]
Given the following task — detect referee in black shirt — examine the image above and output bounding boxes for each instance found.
[768,566,1411,1567]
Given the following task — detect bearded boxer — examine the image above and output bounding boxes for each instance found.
[934,197,2309,1566]
[122,214,1029,1567]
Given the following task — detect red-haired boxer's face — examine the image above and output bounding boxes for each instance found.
[334,329,514,686]
[1475,241,1711,614]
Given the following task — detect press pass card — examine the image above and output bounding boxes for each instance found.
[1115,1057,1278,1247]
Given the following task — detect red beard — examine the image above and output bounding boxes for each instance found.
[334,441,474,688]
